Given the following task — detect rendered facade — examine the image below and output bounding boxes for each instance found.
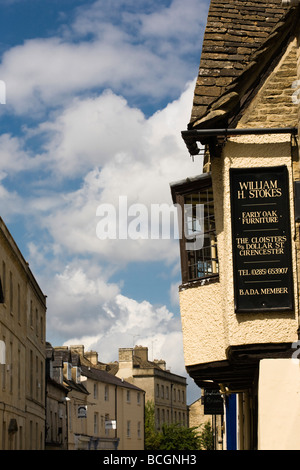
[171,0,300,450]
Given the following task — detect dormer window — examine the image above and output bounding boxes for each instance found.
[64,362,72,380]
[171,173,218,284]
[75,366,81,383]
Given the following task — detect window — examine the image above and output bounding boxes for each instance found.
[94,412,99,434]
[9,341,13,393]
[29,300,33,328]
[30,350,33,396]
[126,420,131,438]
[40,315,44,342]
[9,271,13,313]
[40,361,44,402]
[64,362,72,381]
[35,308,39,336]
[2,261,6,303]
[126,390,131,403]
[17,284,20,323]
[16,347,20,397]
[74,366,81,384]
[171,173,218,284]
[105,414,109,435]
[104,385,109,401]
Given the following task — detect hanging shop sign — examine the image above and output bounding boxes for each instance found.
[105,420,117,430]
[230,166,294,313]
[77,405,87,418]
[204,389,224,415]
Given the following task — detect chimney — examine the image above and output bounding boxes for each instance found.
[154,359,167,370]
[70,345,85,357]
[133,346,148,362]
[119,348,134,362]
[85,350,99,365]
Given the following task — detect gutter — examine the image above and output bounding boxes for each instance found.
[181,127,298,156]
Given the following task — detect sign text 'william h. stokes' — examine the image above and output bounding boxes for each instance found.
[230,166,294,313]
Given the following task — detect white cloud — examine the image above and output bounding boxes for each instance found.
[35,91,147,178]
[63,291,185,373]
[0,0,208,115]
[0,1,208,391]
[45,262,121,338]
[0,133,35,173]
[0,53,202,386]
[136,0,208,45]
[17,80,201,266]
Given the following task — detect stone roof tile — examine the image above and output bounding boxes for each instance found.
[190,0,292,124]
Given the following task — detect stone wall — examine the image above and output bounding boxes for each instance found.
[238,39,298,129]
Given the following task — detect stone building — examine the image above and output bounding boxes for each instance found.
[171,0,300,450]
[46,344,145,450]
[111,345,188,430]
[0,217,47,450]
[45,344,70,450]
[189,393,223,450]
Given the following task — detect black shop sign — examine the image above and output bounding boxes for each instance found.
[230,166,294,313]
[204,389,224,415]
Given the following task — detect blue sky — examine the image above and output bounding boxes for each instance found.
[0,0,209,403]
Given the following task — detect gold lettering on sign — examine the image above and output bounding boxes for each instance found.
[236,235,287,257]
[237,179,282,199]
[239,287,288,296]
[241,210,278,225]
[231,167,293,311]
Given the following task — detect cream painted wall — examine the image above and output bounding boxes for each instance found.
[222,136,298,348]
[180,135,299,368]
[258,358,300,450]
